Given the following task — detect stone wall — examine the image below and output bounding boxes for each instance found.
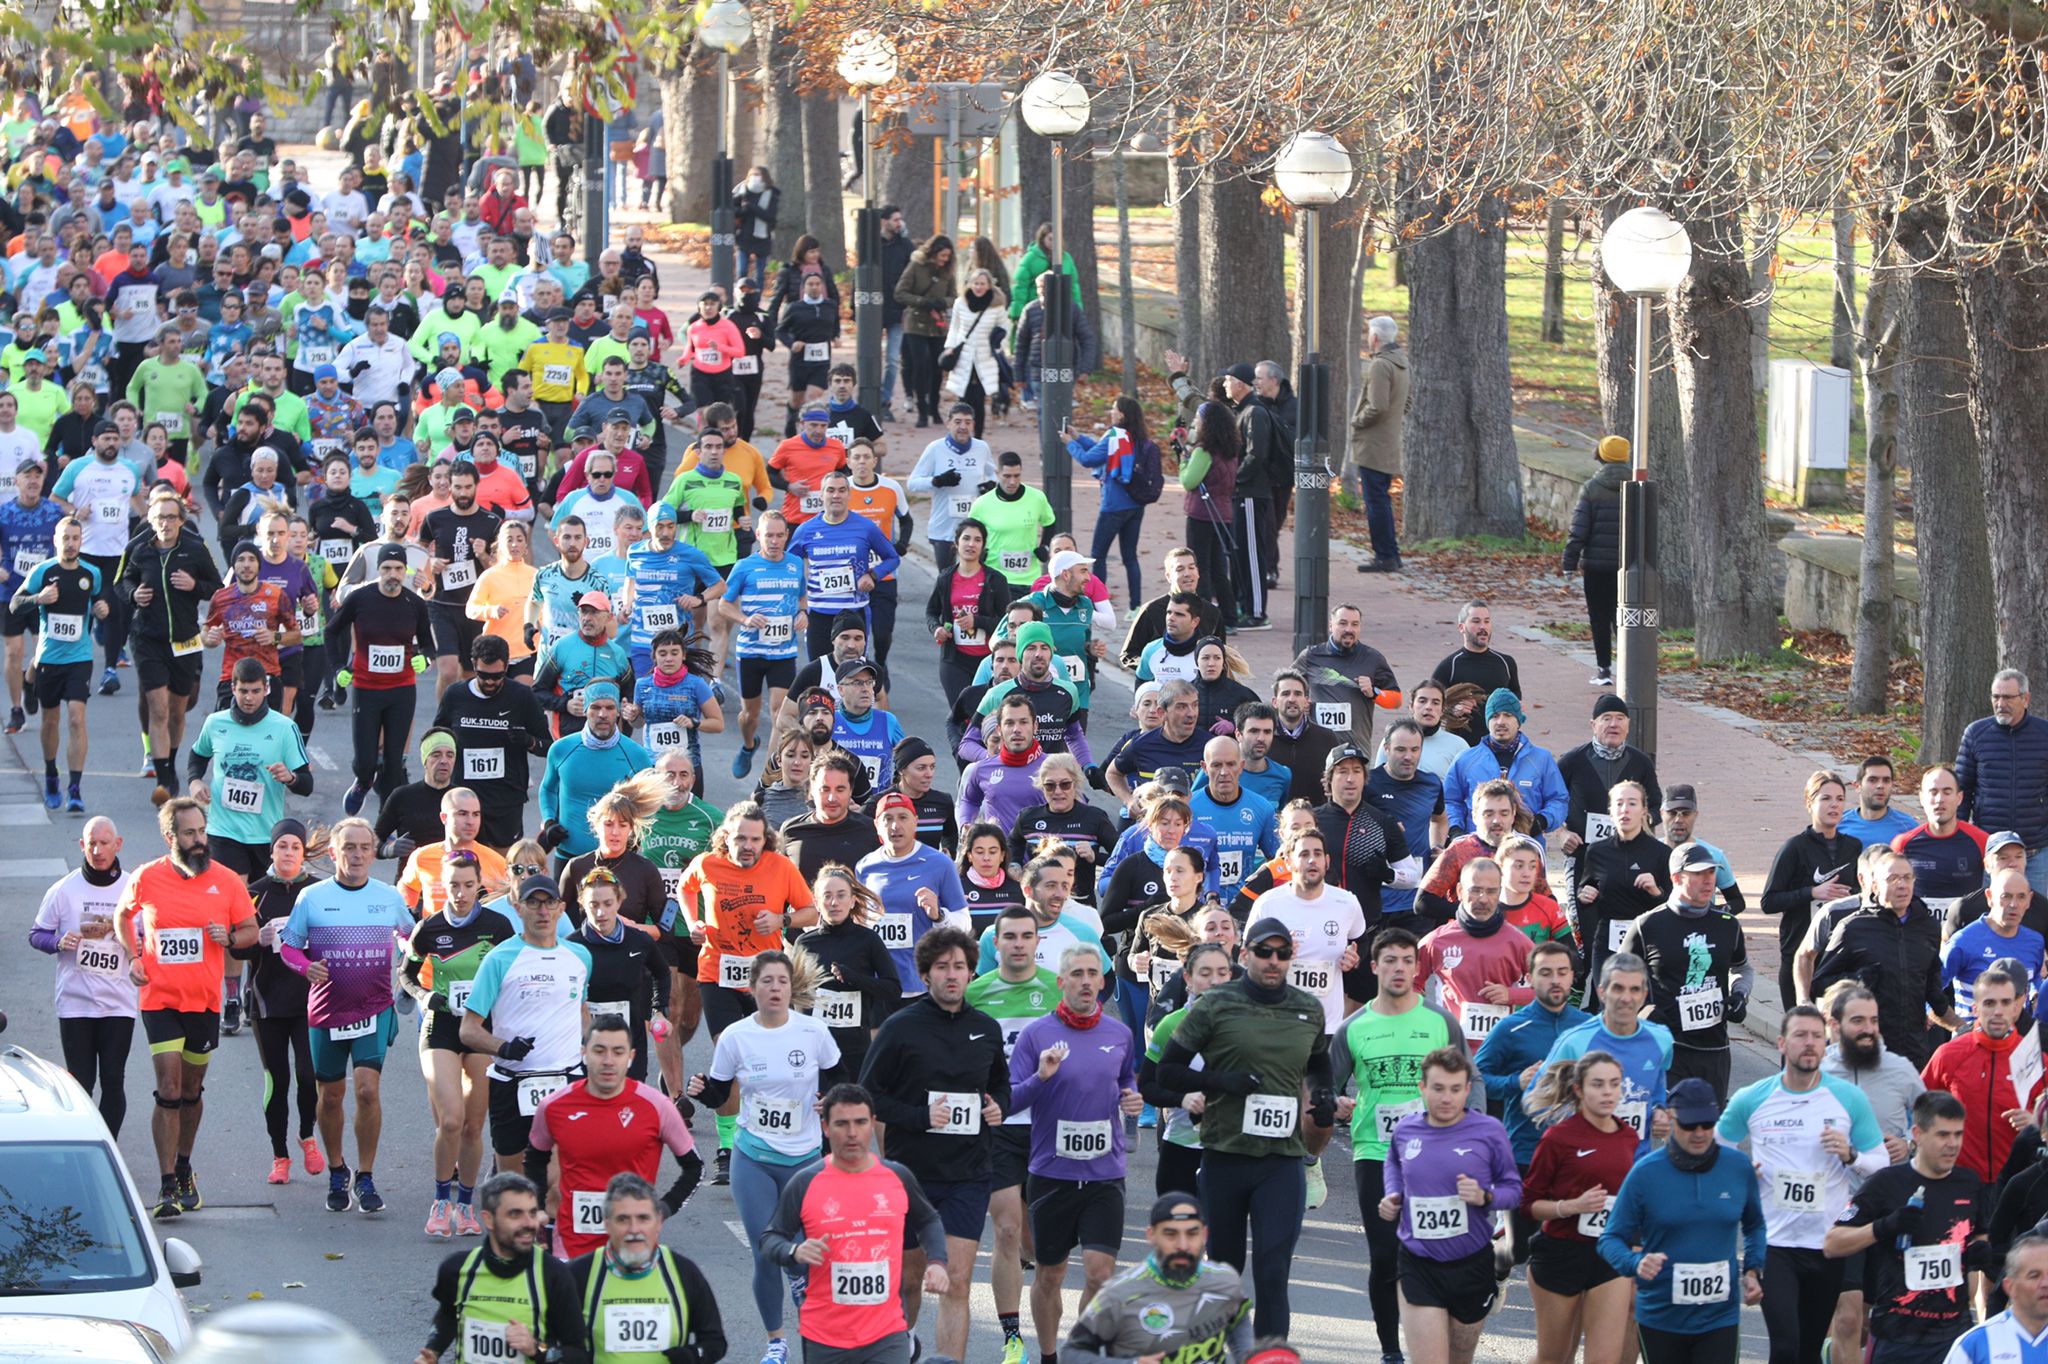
[1780,533,1921,652]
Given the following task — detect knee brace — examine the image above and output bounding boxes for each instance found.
[154,1090,182,1110]
[181,1088,203,1107]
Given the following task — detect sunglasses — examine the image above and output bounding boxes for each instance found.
[1248,943,1294,961]
[447,849,481,867]
[583,867,620,887]
[1676,1119,1717,1132]
[511,861,541,876]
[1041,779,1075,792]
[589,469,615,479]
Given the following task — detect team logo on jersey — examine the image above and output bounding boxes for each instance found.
[1138,1303,1174,1333]
[988,770,1004,785]
[77,575,91,592]
[1683,932,1713,988]
[1403,1138,1422,1160]
[873,1192,893,1213]
[620,1109,635,1128]
[788,1050,807,1067]
[823,1198,841,1218]
[1442,945,1464,971]
[1324,920,1338,937]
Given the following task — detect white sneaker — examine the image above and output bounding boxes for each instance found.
[1304,1157,1327,1210]
[1591,670,1614,687]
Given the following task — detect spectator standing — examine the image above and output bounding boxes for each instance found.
[1561,435,1627,686]
[1349,315,1409,575]
[1956,667,2048,895]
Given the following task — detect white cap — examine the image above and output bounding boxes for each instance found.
[1048,549,1093,577]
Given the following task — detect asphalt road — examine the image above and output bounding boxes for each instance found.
[0,544,1785,1362]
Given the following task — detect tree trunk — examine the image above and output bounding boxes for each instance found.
[757,11,804,262]
[1593,203,1694,630]
[1849,268,1898,713]
[1832,202,1859,373]
[877,122,936,241]
[1540,197,1567,344]
[732,70,760,168]
[1015,125,1102,338]
[799,93,844,268]
[1113,145,1137,397]
[658,51,719,225]
[1294,206,1362,464]
[1668,195,1779,660]
[1195,172,1288,386]
[1168,122,1204,379]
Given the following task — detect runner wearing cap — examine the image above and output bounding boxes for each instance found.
[788,467,900,659]
[553,442,648,561]
[758,1083,952,1364]
[1597,1076,1765,1364]
[1657,783,1746,912]
[201,540,293,713]
[779,613,894,727]
[1151,915,1334,1338]
[856,791,968,992]
[621,505,724,668]
[1018,549,1109,709]
[279,817,414,1216]
[1620,841,1753,1099]
[719,510,804,778]
[1378,1046,1521,1364]
[12,515,108,811]
[50,415,139,694]
[539,681,651,866]
[329,542,435,815]
[1064,1192,1252,1364]
[115,796,261,1219]
[420,460,504,697]
[1010,943,1143,1361]
[460,874,593,1188]
[767,405,846,529]
[533,591,635,738]
[0,453,61,734]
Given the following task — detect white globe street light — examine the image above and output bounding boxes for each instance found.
[696,0,752,53]
[837,29,898,89]
[1274,130,1355,209]
[1602,205,1695,297]
[1019,70,1091,137]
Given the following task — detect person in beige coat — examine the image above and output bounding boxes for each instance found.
[1350,314,1410,573]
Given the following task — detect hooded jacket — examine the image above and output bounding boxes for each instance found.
[1562,460,1627,575]
[894,247,956,340]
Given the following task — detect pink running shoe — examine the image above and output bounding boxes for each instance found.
[267,1156,291,1185]
[424,1199,454,1239]
[301,1138,325,1175]
[454,1203,483,1237]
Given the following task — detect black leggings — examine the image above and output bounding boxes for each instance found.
[58,1015,134,1137]
[1186,518,1238,629]
[1354,1159,1403,1354]
[1583,566,1617,672]
[1762,1244,1839,1364]
[352,683,417,796]
[293,640,325,738]
[1155,1139,1201,1200]
[904,335,945,422]
[938,650,981,706]
[254,1014,317,1159]
[1639,1323,1739,1364]
[1198,1149,1304,1340]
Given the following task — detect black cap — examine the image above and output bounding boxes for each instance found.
[517,874,562,903]
[835,655,880,683]
[1151,765,1192,794]
[1148,1192,1204,1225]
[830,611,868,639]
[1323,743,1369,775]
[376,544,410,567]
[1245,916,1292,948]
[1223,361,1257,385]
[1662,783,1698,812]
[90,418,118,438]
[1593,693,1630,719]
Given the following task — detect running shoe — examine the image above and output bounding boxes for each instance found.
[1138,1104,1157,1130]
[326,1166,354,1213]
[1303,1157,1327,1211]
[301,1137,325,1174]
[42,773,58,810]
[425,1198,454,1238]
[732,743,757,779]
[151,784,173,807]
[455,1204,483,1236]
[176,1170,202,1213]
[4,706,22,734]
[355,1171,385,1214]
[1592,669,1615,687]
[267,1156,291,1185]
[222,999,243,1037]
[97,667,119,696]
[64,785,83,814]
[151,1179,181,1220]
[342,780,368,817]
[712,1148,731,1186]
[999,1333,1026,1364]
[760,1340,788,1364]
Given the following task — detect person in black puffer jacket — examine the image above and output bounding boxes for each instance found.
[1561,435,1629,685]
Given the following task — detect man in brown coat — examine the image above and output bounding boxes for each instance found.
[1349,314,1410,573]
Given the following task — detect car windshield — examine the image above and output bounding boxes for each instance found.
[0,1142,155,1295]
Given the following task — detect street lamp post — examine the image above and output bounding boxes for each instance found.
[698,0,751,298]
[1019,70,1090,532]
[839,31,898,419]
[1275,131,1356,658]
[1599,205,1693,760]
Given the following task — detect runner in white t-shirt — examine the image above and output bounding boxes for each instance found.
[1247,827,1368,1034]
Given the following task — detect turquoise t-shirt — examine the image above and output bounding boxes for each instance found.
[22,557,101,666]
[191,707,311,845]
[350,464,402,516]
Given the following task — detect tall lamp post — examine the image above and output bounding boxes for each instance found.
[1018,70,1090,531]
[839,30,897,419]
[697,0,751,297]
[1599,205,1693,760]
[1274,131,1356,658]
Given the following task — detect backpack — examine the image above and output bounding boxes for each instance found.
[1127,437,1165,506]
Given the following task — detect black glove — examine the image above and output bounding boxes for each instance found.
[1086,764,1107,792]
[1205,1069,1262,1097]
[1527,814,1548,837]
[522,622,539,649]
[539,820,569,852]
[1724,991,1749,1025]
[383,835,417,863]
[496,1036,535,1062]
[931,468,961,488]
[425,992,451,1015]
[1871,1203,1919,1244]
[1308,1089,1337,1128]
[1965,1238,1998,1274]
[752,496,769,511]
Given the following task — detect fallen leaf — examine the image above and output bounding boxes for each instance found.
[283,1281,306,1290]
[246,1291,264,1300]
[324,1252,345,1261]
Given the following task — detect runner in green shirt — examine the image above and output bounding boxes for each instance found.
[126,329,209,457]
[666,430,749,570]
[637,748,722,1098]
[11,354,66,443]
[475,297,541,383]
[968,451,1056,593]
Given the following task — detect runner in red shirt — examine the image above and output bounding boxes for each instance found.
[767,411,847,527]
[759,1082,950,1357]
[528,1015,701,1259]
[202,539,293,698]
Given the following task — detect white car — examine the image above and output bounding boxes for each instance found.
[0,1046,202,1349]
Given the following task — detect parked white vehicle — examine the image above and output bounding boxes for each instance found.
[0,1046,202,1349]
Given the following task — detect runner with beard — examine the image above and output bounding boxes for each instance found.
[432,634,553,849]
[1472,941,1589,1267]
[1062,1194,1251,1364]
[330,545,436,817]
[564,1174,726,1364]
[422,462,504,697]
[115,796,261,1219]
[415,1173,587,1364]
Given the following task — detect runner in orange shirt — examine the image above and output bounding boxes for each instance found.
[114,796,260,1220]
[399,786,510,917]
[766,409,847,528]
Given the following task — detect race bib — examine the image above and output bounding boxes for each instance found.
[1055,1119,1113,1161]
[155,927,204,964]
[448,979,473,1013]
[1905,1242,1962,1291]
[830,1260,890,1305]
[695,346,721,366]
[645,721,685,752]
[173,634,203,657]
[730,355,759,376]
[1315,701,1352,731]
[603,1303,671,1353]
[310,439,343,462]
[517,452,537,479]
[1677,983,1724,1031]
[299,344,335,368]
[515,1073,567,1115]
[750,1093,801,1134]
[221,777,265,813]
[929,1091,981,1135]
[440,559,476,591]
[948,493,974,519]
[759,616,793,645]
[76,937,124,976]
[875,914,912,950]
[1670,1262,1730,1305]
[44,612,83,642]
[812,989,861,1027]
[1374,1098,1423,1145]
[1059,654,1087,685]
[94,499,126,525]
[327,1014,377,1041]
[1409,1194,1469,1241]
[635,600,683,634]
[367,644,405,674]
[803,341,829,363]
[1217,850,1244,887]
[659,866,683,902]
[700,507,731,535]
[319,538,353,564]
[857,752,881,785]
[1288,960,1334,997]
[1241,1092,1298,1138]
[586,529,615,558]
[1606,919,1631,953]
[799,492,824,516]
[1616,1100,1647,1141]
[1584,812,1618,845]
[1148,955,1180,991]
[570,1186,613,1232]
[543,364,572,387]
[1576,1205,1611,1237]
[1772,1168,1823,1213]
[719,953,755,990]
[11,547,39,575]
[1459,1000,1510,1041]
[463,748,505,781]
[156,410,187,437]
[814,565,855,596]
[999,550,1031,576]
[462,1317,515,1360]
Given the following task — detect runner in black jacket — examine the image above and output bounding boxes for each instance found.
[1810,852,1956,1068]
[432,635,553,849]
[795,866,901,1085]
[1760,772,1862,1007]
